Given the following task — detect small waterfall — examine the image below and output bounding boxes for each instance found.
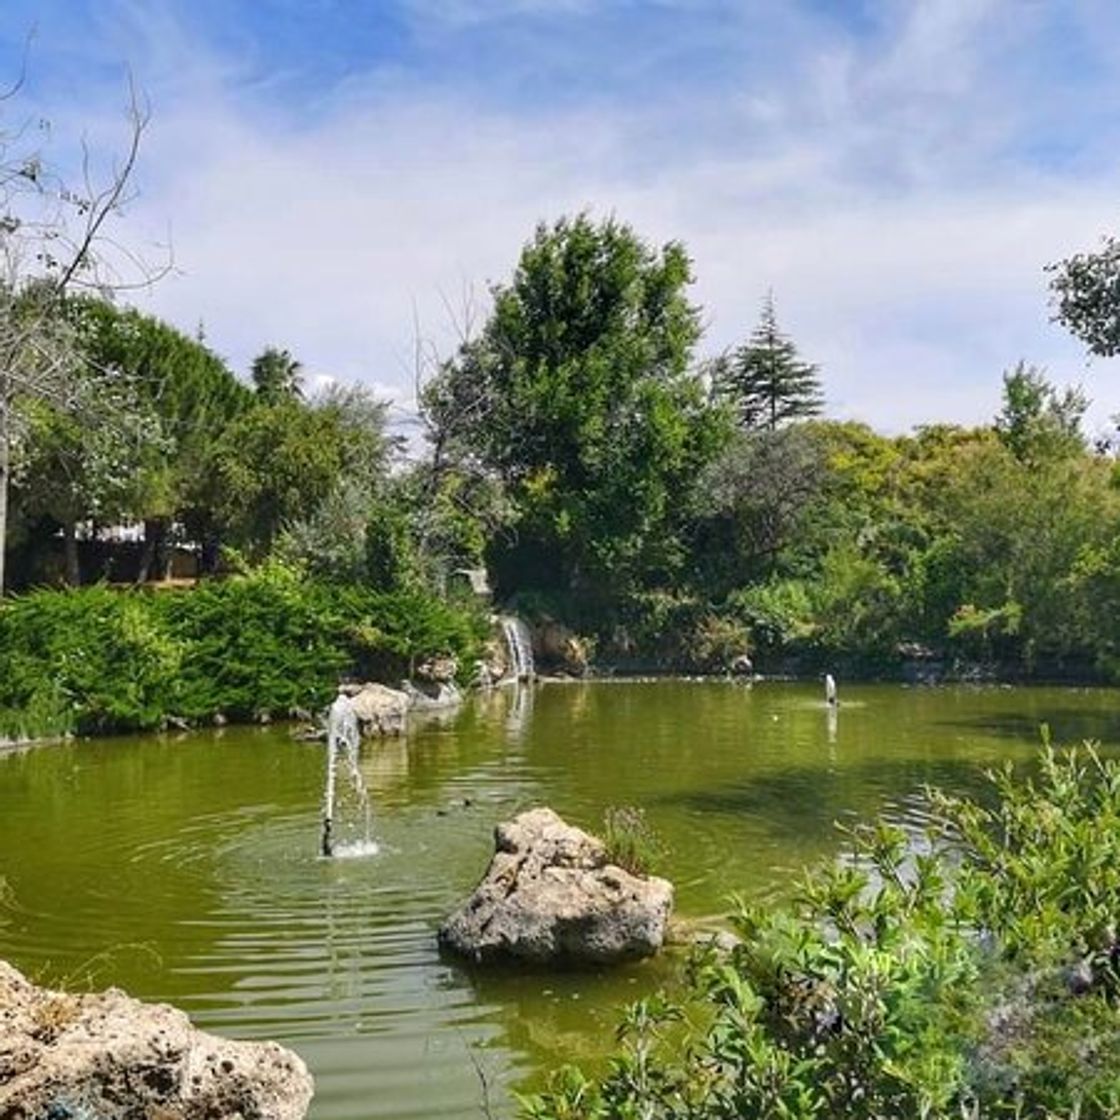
[500,616,535,681]
[322,692,376,858]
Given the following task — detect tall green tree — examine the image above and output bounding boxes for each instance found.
[424,213,726,609]
[251,346,304,404]
[714,292,823,430]
[201,384,393,561]
[71,299,252,580]
[994,361,1087,466]
[0,81,163,595]
[13,366,167,585]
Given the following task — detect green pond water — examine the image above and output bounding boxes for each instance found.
[3,680,1120,1118]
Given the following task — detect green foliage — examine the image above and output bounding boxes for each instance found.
[995,362,1087,466]
[523,746,1120,1119]
[726,579,817,653]
[1049,234,1120,357]
[0,585,183,736]
[365,498,420,593]
[684,612,753,672]
[250,346,304,404]
[199,400,350,556]
[712,292,824,431]
[602,806,666,877]
[424,212,727,610]
[0,568,486,734]
[155,562,349,719]
[694,426,827,591]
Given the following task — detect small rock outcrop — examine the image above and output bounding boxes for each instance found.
[439,808,673,965]
[0,959,313,1120]
[402,680,462,712]
[416,656,459,684]
[535,621,590,676]
[345,682,410,736]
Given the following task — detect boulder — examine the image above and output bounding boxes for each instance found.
[402,680,462,712]
[439,808,673,965]
[535,621,590,675]
[345,682,409,736]
[415,655,459,684]
[0,959,312,1120]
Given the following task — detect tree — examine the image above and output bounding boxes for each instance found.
[68,298,251,581]
[199,382,394,561]
[250,346,304,404]
[422,213,726,610]
[693,425,827,591]
[0,76,164,594]
[13,357,166,584]
[994,361,1087,466]
[713,291,823,430]
[1048,235,1120,357]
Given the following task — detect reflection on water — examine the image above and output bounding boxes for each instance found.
[2,681,1120,1118]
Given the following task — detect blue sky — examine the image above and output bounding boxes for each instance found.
[4,0,1120,438]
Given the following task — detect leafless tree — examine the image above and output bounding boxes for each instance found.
[0,67,168,594]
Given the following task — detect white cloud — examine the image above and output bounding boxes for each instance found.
[40,0,1120,440]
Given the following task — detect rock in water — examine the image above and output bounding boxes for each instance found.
[345,682,409,736]
[439,808,673,964]
[0,959,313,1119]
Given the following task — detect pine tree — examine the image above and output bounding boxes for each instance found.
[715,293,823,430]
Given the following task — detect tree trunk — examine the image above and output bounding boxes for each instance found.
[0,392,8,597]
[62,520,80,586]
[137,518,169,584]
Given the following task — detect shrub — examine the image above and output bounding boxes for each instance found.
[0,586,183,736]
[0,565,487,734]
[602,806,666,878]
[522,745,1120,1119]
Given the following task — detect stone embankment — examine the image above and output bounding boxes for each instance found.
[0,960,313,1119]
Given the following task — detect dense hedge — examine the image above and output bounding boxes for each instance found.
[0,564,487,737]
[523,744,1120,1119]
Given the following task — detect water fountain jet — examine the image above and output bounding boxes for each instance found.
[825,673,838,707]
[322,689,374,858]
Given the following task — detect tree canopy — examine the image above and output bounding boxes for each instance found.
[713,292,823,430]
[424,213,727,610]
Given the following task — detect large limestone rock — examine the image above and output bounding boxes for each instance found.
[345,682,409,736]
[439,808,673,965]
[0,959,312,1120]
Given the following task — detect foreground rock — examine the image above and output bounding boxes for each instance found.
[439,808,673,964]
[0,960,312,1120]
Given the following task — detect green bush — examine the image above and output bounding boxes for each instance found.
[522,745,1120,1119]
[0,566,487,735]
[156,563,349,720]
[0,586,184,736]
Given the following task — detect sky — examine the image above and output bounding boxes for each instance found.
[3,0,1120,441]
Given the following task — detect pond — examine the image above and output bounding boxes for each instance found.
[3,680,1120,1119]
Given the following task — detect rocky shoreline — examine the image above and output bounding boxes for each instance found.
[0,960,313,1119]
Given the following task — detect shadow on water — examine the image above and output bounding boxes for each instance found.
[934,708,1120,746]
[653,756,1011,843]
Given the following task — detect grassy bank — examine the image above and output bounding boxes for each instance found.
[0,563,487,739]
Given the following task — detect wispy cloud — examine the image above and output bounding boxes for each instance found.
[4,0,1120,438]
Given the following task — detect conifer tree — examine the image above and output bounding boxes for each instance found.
[715,293,823,430]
